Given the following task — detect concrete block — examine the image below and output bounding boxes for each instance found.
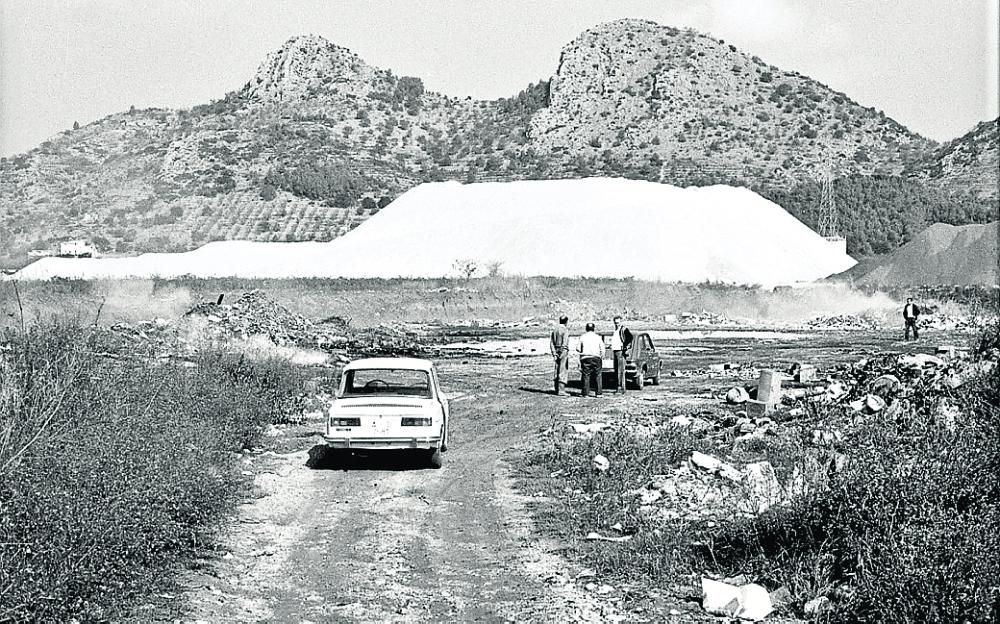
[746,399,770,418]
[756,369,782,404]
[795,365,817,382]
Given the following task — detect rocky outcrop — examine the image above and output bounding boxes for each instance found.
[533,19,930,183]
[913,119,999,199]
[242,34,381,102]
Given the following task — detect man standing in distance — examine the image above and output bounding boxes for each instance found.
[576,322,604,398]
[550,315,570,395]
[903,297,921,340]
[611,315,634,394]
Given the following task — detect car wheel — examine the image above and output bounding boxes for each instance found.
[428,447,443,469]
[651,363,661,385]
[634,368,645,390]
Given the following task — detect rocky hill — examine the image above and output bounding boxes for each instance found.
[910,118,999,199]
[1,20,996,267]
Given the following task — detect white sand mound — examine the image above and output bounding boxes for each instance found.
[11,178,856,284]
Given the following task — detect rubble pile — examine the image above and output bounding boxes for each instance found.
[805,314,881,331]
[670,362,759,380]
[919,313,989,332]
[108,318,180,355]
[672,311,742,327]
[628,451,785,522]
[184,290,321,347]
[789,348,995,427]
[454,317,544,330]
[349,323,428,356]
[102,290,437,360]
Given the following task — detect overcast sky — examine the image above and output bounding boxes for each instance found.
[1,0,997,156]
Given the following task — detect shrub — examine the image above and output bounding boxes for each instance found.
[702,322,1000,622]
[522,425,713,581]
[0,323,304,621]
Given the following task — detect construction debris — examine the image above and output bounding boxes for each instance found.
[806,314,880,331]
[584,532,631,543]
[725,386,750,404]
[804,596,832,617]
[568,422,612,437]
[701,577,774,621]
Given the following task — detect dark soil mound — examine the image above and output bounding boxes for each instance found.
[841,222,998,286]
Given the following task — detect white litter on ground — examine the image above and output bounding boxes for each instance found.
[11,178,856,284]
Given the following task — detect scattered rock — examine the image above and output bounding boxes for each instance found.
[769,586,793,610]
[585,531,632,543]
[726,386,750,404]
[870,374,901,394]
[804,595,832,616]
[701,577,773,621]
[569,422,611,437]
[592,455,610,472]
[898,353,945,369]
[739,462,783,514]
[690,451,741,482]
[865,394,886,413]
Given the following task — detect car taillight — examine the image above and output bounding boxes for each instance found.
[401,417,432,427]
[332,417,361,427]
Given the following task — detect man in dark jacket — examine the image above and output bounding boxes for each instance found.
[550,315,570,395]
[611,315,634,393]
[903,297,921,340]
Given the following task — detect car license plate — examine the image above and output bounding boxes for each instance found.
[376,418,391,433]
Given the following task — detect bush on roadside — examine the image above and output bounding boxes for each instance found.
[0,322,304,621]
[524,425,713,580]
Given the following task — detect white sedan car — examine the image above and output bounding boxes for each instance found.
[325,357,450,468]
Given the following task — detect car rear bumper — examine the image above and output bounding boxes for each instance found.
[323,435,442,450]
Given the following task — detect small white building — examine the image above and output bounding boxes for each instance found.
[58,240,96,257]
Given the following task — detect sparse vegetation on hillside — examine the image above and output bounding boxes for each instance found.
[0,20,995,267]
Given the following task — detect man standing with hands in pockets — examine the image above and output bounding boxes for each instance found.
[611,315,634,394]
[550,315,570,395]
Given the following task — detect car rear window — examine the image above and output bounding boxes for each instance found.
[342,369,432,398]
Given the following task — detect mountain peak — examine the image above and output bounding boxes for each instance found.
[243,34,372,101]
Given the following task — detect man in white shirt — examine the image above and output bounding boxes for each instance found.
[610,315,634,394]
[577,322,604,397]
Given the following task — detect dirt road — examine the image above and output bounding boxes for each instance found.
[165,328,940,623]
[172,356,635,623]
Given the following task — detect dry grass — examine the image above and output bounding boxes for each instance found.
[0,322,305,621]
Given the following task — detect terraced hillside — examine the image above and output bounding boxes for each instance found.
[1,20,996,266]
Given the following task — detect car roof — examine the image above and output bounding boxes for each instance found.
[343,357,435,372]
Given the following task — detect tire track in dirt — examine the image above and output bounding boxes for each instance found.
[169,357,628,623]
